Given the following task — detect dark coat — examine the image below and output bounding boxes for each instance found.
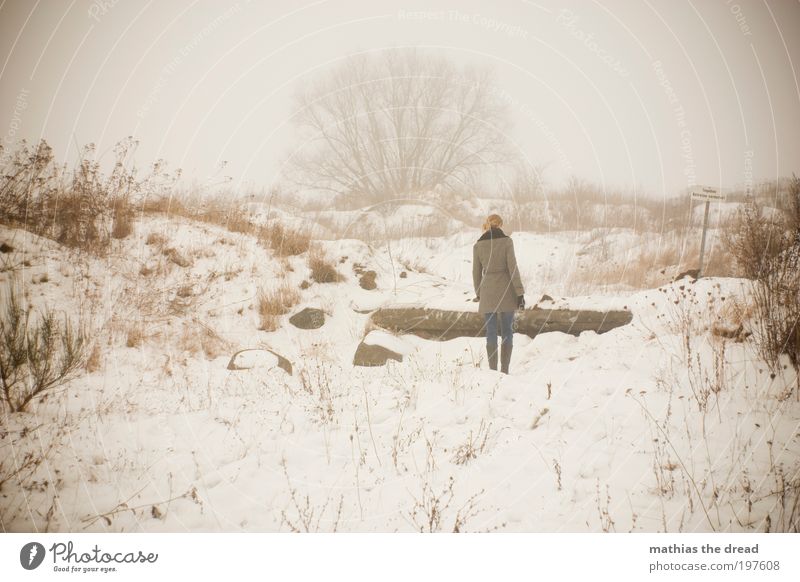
[472,228,524,314]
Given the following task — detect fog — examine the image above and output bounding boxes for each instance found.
[1,0,799,198]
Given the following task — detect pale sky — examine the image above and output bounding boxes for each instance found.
[2,0,799,198]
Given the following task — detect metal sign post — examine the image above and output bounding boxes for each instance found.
[691,186,726,278]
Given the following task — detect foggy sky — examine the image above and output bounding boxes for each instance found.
[1,0,799,198]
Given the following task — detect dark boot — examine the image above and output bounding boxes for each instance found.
[500,342,513,374]
[486,345,498,371]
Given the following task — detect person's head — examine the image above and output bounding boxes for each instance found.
[483,214,503,232]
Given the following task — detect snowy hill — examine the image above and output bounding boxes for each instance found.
[0,214,797,533]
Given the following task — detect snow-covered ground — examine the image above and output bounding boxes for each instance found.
[1,214,797,533]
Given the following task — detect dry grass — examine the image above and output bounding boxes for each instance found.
[177,320,229,359]
[111,202,133,239]
[259,222,311,257]
[145,232,168,247]
[631,280,800,532]
[85,342,103,373]
[256,282,300,331]
[308,246,343,284]
[139,261,166,277]
[0,138,170,254]
[140,195,191,216]
[568,236,735,291]
[452,420,492,465]
[140,191,251,230]
[125,323,145,348]
[163,247,192,268]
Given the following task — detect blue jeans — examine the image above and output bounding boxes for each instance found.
[483,311,514,348]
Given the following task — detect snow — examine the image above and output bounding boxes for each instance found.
[362,330,413,355]
[228,349,280,370]
[1,215,797,533]
[689,200,783,224]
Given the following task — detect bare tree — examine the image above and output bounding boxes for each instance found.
[286,49,513,204]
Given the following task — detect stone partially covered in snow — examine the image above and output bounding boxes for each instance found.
[352,331,412,366]
[289,307,326,329]
[353,343,403,367]
[349,295,385,314]
[363,330,413,355]
[227,349,292,374]
[359,270,377,290]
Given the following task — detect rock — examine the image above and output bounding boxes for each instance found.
[359,270,377,290]
[350,296,385,314]
[369,306,633,341]
[674,269,699,281]
[289,307,325,329]
[399,271,407,278]
[539,294,554,302]
[227,349,292,374]
[353,341,403,366]
[164,247,192,267]
[0,242,13,253]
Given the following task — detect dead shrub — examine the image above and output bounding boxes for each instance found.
[1,138,181,254]
[724,198,786,280]
[52,190,109,251]
[724,178,800,371]
[257,283,300,331]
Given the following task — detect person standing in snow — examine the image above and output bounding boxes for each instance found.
[472,214,525,374]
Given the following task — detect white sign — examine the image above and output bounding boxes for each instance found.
[691,186,726,201]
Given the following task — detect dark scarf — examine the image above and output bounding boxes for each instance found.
[477,227,507,242]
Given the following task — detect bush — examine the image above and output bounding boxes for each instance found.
[0,287,86,412]
[725,176,800,371]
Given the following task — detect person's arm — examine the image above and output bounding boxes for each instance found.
[507,239,524,297]
[472,245,482,299]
